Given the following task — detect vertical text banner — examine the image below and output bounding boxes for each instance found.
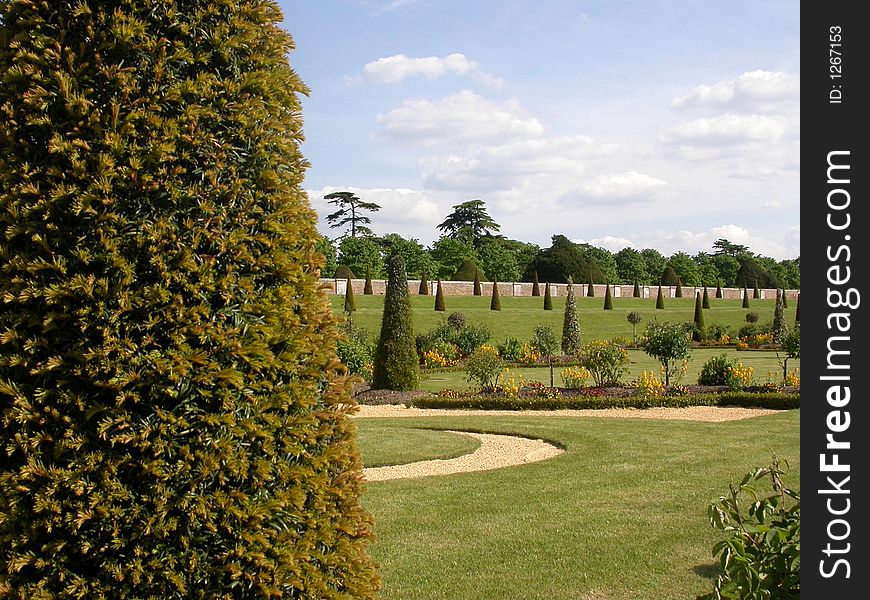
[803,2,867,596]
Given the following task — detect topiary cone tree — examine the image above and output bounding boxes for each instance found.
[781,288,788,308]
[490,280,502,310]
[364,264,374,294]
[692,291,706,342]
[435,279,446,311]
[702,286,711,309]
[418,268,430,295]
[675,278,683,298]
[772,288,789,347]
[603,282,613,310]
[753,279,761,299]
[561,278,582,355]
[656,285,665,309]
[373,254,418,390]
[0,3,380,597]
[531,270,541,296]
[742,286,751,308]
[473,269,483,296]
[587,279,595,297]
[716,281,723,299]
[795,292,800,324]
[544,282,553,310]
[344,275,357,329]
[633,280,641,298]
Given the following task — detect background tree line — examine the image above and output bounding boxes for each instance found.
[319,195,799,289]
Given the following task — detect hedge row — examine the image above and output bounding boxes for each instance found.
[409,391,799,411]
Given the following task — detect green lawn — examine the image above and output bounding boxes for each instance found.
[420,347,800,392]
[356,410,800,600]
[331,294,794,347]
[356,425,481,467]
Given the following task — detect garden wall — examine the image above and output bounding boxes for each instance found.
[323,279,799,302]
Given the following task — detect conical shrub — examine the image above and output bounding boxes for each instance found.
[656,285,665,309]
[675,278,683,298]
[531,270,541,296]
[364,265,374,294]
[373,255,418,390]
[544,282,553,310]
[716,282,723,298]
[795,293,800,323]
[772,289,789,346]
[435,279,446,311]
[753,280,761,299]
[742,286,751,308]
[562,279,582,354]
[782,289,788,308]
[702,286,711,309]
[419,269,430,295]
[693,291,705,342]
[344,275,357,313]
[473,269,483,295]
[490,281,502,310]
[0,4,379,596]
[587,279,595,297]
[633,281,641,298]
[603,282,613,310]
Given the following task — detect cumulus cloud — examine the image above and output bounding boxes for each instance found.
[577,171,668,199]
[308,186,442,239]
[377,90,545,145]
[670,70,800,112]
[349,53,503,87]
[661,113,788,145]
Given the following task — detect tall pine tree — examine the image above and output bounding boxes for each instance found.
[0,2,379,596]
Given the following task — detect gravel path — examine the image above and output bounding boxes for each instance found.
[356,404,783,481]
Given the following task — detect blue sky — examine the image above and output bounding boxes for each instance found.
[279,1,799,259]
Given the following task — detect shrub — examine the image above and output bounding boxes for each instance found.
[531,270,541,296]
[561,279,582,355]
[716,282,723,298]
[337,326,375,379]
[627,311,643,345]
[745,311,759,323]
[344,275,357,313]
[633,281,641,297]
[435,279,446,311]
[373,255,419,390]
[640,321,691,386]
[707,323,733,343]
[587,279,595,297]
[702,286,711,308]
[497,337,524,362]
[725,363,755,390]
[795,293,800,323]
[335,264,356,279]
[447,311,467,329]
[692,291,705,342]
[632,370,665,399]
[603,283,613,310]
[453,322,492,356]
[465,345,504,391]
[364,265,374,294]
[675,278,683,298]
[560,366,591,389]
[698,354,740,385]
[701,459,800,600]
[419,269,430,295]
[656,285,665,309]
[661,266,680,286]
[772,290,789,346]
[455,258,485,282]
[543,282,553,310]
[0,3,380,596]
[742,286,751,308]
[532,325,560,386]
[578,340,630,387]
[473,268,483,295]
[490,280,502,310]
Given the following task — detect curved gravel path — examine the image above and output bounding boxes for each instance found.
[362,430,563,482]
[355,404,783,481]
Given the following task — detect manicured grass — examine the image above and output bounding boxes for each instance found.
[331,294,793,346]
[419,347,800,392]
[356,425,481,467]
[357,410,800,600]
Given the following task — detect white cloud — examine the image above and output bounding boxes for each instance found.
[308,185,443,239]
[661,113,788,145]
[349,53,504,87]
[671,70,800,112]
[377,90,545,145]
[577,171,667,199]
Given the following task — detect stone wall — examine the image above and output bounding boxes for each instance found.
[323,278,800,303]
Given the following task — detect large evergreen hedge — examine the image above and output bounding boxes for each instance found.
[0,2,379,596]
